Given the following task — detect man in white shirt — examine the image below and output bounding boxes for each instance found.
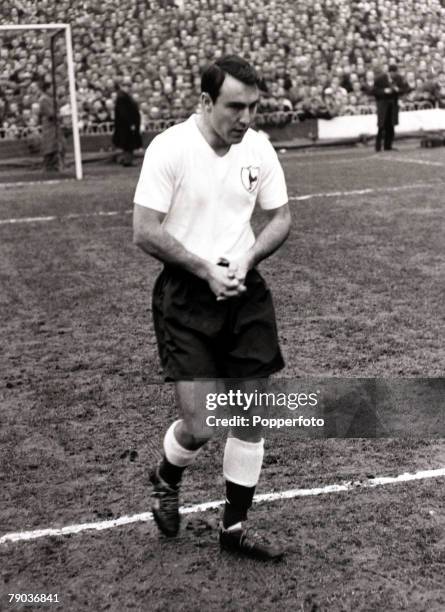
[133,56,291,560]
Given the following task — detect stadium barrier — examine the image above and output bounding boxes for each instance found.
[0,111,318,160]
[1,104,436,143]
[318,107,445,141]
[401,102,436,111]
[1,106,444,161]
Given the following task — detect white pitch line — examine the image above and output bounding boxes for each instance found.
[0,209,130,226]
[0,181,441,227]
[289,181,441,201]
[383,155,445,168]
[0,178,73,189]
[0,214,58,225]
[281,154,379,166]
[1,467,444,546]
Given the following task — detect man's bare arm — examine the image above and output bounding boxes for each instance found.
[249,203,292,267]
[133,204,243,297]
[228,203,292,282]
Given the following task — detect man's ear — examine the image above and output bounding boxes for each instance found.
[200,92,213,113]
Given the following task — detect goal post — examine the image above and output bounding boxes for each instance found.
[0,23,83,179]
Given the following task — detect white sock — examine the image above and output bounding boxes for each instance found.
[223,437,264,487]
[163,420,201,467]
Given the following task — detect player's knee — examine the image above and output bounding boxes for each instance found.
[187,428,214,449]
[177,421,214,450]
[232,426,263,444]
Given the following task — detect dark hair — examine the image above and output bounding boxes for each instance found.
[201,55,260,102]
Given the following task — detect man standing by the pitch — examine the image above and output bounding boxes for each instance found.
[112,76,142,167]
[38,81,64,172]
[373,63,409,152]
[133,56,291,560]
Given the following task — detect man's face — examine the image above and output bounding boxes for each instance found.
[204,74,259,146]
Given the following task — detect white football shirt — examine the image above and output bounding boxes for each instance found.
[133,114,288,263]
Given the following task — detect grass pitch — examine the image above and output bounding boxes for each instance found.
[1,143,444,611]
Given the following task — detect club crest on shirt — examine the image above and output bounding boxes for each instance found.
[240,166,259,193]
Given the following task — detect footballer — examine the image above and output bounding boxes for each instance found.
[133,55,291,560]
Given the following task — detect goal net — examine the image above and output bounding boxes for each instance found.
[0,24,82,180]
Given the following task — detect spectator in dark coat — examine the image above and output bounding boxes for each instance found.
[372,64,409,152]
[112,77,142,166]
[38,81,65,172]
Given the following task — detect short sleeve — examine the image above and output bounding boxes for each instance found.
[133,134,176,213]
[257,138,288,210]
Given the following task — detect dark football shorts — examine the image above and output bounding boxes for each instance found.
[152,265,284,381]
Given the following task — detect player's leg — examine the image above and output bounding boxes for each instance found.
[157,380,216,481]
[150,380,217,537]
[222,378,265,529]
[149,265,235,537]
[219,272,285,559]
[219,379,283,560]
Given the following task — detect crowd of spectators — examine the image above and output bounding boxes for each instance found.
[1,0,445,138]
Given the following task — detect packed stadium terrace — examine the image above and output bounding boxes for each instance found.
[1,0,445,138]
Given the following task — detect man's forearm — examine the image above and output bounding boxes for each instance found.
[247,207,291,268]
[134,225,209,280]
